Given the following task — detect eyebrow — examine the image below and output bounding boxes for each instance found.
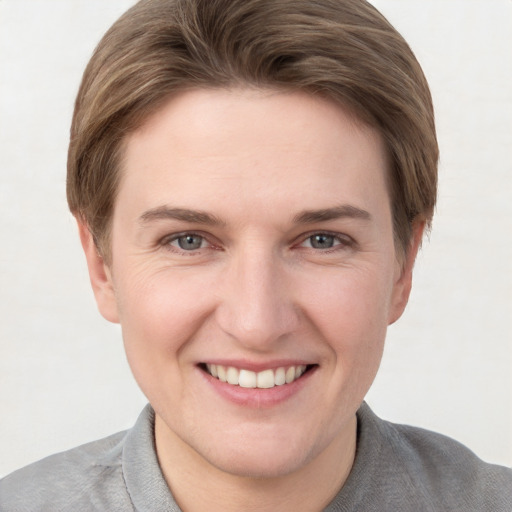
[139,206,225,226]
[293,205,372,224]
[138,204,371,227]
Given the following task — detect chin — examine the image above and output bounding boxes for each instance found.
[207,447,310,479]
[196,428,319,479]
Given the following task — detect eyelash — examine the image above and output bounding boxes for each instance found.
[159,231,355,255]
[296,231,355,252]
[161,231,216,254]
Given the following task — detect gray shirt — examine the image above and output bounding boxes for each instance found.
[1,403,511,511]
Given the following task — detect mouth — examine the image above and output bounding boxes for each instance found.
[200,363,316,389]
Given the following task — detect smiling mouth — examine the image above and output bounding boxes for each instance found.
[201,364,315,389]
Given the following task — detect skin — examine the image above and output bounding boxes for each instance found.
[79,88,423,512]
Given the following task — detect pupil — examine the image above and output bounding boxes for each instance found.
[178,235,202,250]
[311,234,334,249]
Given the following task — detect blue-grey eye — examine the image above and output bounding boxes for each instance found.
[175,234,204,250]
[309,234,335,249]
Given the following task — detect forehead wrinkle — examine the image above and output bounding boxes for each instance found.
[138,206,226,227]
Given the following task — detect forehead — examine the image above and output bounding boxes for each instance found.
[118,87,390,221]
[128,87,382,157]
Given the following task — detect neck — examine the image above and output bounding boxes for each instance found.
[155,415,357,512]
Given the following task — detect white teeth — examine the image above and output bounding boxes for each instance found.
[257,369,275,389]
[238,369,257,388]
[205,364,309,388]
[275,367,286,386]
[226,366,239,385]
[217,365,227,383]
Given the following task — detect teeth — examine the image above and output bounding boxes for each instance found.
[257,369,275,389]
[217,365,227,383]
[275,367,286,386]
[239,369,257,388]
[226,366,239,385]
[205,364,308,388]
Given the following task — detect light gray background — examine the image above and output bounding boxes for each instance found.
[1,0,511,477]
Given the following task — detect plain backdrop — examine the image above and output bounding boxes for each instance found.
[0,0,511,477]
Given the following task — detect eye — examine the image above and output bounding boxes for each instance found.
[307,234,336,249]
[169,233,206,251]
[299,232,353,251]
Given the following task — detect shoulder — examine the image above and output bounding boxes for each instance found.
[390,419,511,489]
[354,403,512,511]
[0,430,134,512]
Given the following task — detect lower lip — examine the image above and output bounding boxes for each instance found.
[199,366,316,408]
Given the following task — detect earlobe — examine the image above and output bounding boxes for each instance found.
[77,221,120,323]
[388,220,425,325]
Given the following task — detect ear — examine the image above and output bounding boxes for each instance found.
[388,220,425,325]
[77,221,120,323]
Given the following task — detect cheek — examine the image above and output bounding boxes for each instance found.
[113,266,216,391]
[294,267,391,442]
[117,263,213,334]
[301,266,392,366]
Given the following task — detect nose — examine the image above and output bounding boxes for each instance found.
[214,246,299,351]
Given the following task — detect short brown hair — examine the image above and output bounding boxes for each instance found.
[67,0,438,261]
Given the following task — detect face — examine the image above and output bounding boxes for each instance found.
[82,88,419,479]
